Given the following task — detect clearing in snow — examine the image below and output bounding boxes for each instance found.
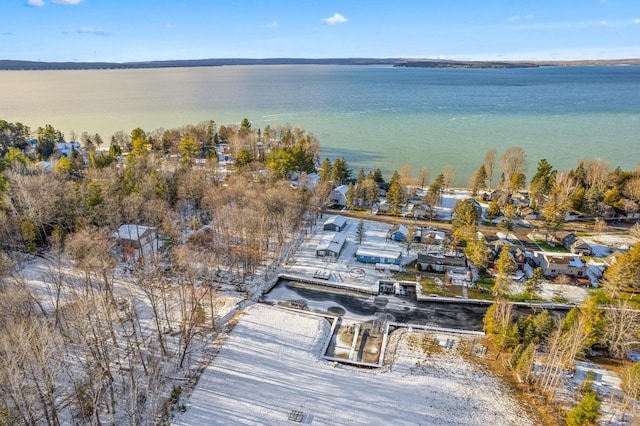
[174,304,536,425]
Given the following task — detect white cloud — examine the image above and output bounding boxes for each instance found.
[268,21,278,28]
[53,0,84,4]
[507,14,534,22]
[600,20,607,25]
[27,0,45,6]
[323,13,348,25]
[634,19,640,24]
[77,27,110,36]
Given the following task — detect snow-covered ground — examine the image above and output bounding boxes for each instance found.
[174,304,536,426]
[507,280,590,304]
[581,233,639,258]
[283,217,430,292]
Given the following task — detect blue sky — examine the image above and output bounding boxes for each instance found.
[2,0,640,62]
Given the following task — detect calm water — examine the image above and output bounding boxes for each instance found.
[1,65,639,185]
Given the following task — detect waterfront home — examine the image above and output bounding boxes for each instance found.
[355,247,402,265]
[330,185,349,208]
[316,233,347,258]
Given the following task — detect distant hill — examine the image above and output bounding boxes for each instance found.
[394,58,640,68]
[1,57,639,71]
[0,58,403,70]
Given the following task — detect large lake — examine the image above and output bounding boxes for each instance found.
[1,65,639,185]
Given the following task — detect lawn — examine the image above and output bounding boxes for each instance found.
[533,239,570,253]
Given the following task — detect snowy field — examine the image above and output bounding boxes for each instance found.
[174,305,536,426]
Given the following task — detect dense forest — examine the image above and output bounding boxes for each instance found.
[0,118,331,425]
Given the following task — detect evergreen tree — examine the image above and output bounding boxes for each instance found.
[452,199,479,243]
[356,219,364,244]
[386,170,404,215]
[530,158,555,208]
[331,157,351,184]
[472,164,488,197]
[373,168,385,184]
[319,158,332,182]
[566,376,600,426]
[36,124,63,160]
[346,182,355,209]
[493,247,515,296]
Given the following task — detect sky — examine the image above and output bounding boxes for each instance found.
[1,0,640,62]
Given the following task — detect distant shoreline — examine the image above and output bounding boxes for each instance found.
[1,57,640,71]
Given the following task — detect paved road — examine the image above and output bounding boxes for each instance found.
[264,280,489,331]
[264,280,568,331]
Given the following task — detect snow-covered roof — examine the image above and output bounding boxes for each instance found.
[324,215,347,228]
[316,233,346,253]
[332,185,349,195]
[356,247,402,260]
[568,257,586,268]
[114,224,156,241]
[389,224,408,236]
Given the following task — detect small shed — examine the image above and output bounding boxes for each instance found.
[355,247,402,265]
[316,233,347,258]
[323,215,347,232]
[388,224,409,241]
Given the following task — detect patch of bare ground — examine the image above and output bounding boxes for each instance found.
[479,338,563,426]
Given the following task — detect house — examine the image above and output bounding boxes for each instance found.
[604,251,624,267]
[422,230,446,245]
[290,172,320,189]
[355,247,402,265]
[388,224,409,241]
[485,239,526,272]
[114,225,157,249]
[316,233,347,258]
[560,232,592,256]
[323,215,347,232]
[565,210,583,222]
[330,185,349,208]
[417,251,468,274]
[518,205,539,220]
[56,141,81,157]
[534,252,587,278]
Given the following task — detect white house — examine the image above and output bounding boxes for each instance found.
[330,185,349,208]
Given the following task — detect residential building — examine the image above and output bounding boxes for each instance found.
[316,233,347,258]
[355,247,402,265]
[534,252,587,278]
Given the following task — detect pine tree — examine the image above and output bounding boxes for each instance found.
[356,219,364,244]
[319,158,332,182]
[386,170,404,216]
